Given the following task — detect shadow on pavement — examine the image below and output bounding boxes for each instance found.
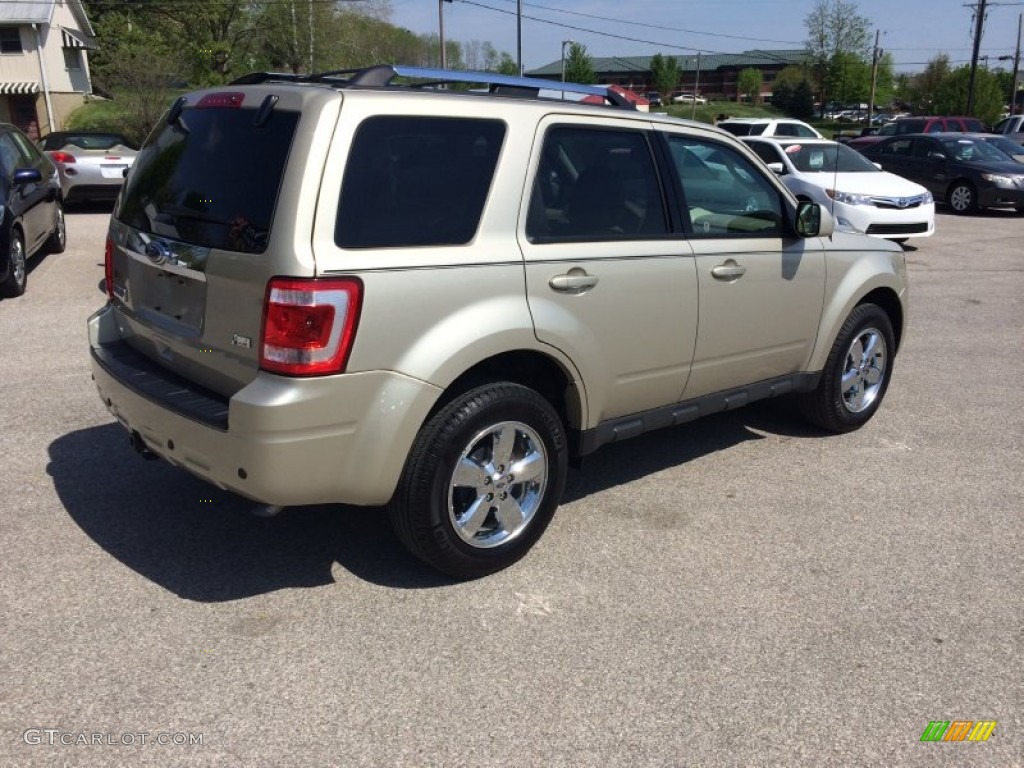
[49,402,824,600]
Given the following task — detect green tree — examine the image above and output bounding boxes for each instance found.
[791,80,816,120]
[934,66,1004,124]
[564,42,596,85]
[805,0,871,111]
[904,54,952,114]
[649,54,681,101]
[737,68,763,103]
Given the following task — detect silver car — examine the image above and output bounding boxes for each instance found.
[39,131,137,204]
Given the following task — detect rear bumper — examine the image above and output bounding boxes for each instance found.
[89,304,441,507]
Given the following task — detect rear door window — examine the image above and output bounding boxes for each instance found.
[526,125,667,241]
[335,116,505,248]
[116,105,299,254]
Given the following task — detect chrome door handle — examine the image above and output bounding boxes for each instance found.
[711,260,747,280]
[549,268,599,294]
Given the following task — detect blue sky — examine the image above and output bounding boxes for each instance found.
[387,0,1024,73]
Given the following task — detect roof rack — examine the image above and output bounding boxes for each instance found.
[230,64,636,110]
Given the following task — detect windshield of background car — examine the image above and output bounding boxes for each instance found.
[939,138,1012,163]
[784,142,879,173]
[59,134,132,150]
[718,123,766,137]
[115,105,298,254]
[894,119,925,134]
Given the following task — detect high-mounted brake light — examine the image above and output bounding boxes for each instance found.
[104,237,115,300]
[260,277,363,376]
[196,92,245,109]
[49,151,76,164]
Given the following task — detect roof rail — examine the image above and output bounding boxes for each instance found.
[230,64,636,109]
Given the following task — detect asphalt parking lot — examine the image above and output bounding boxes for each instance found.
[1,206,1020,767]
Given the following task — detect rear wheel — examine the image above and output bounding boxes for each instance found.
[389,382,568,579]
[798,303,896,433]
[0,229,27,298]
[948,181,977,214]
[45,202,66,254]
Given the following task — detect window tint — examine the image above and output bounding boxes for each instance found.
[963,119,986,132]
[877,138,913,156]
[747,141,783,166]
[526,126,667,241]
[336,116,505,248]
[718,122,752,136]
[116,106,298,254]
[667,136,783,237]
[895,119,925,134]
[0,27,22,54]
[0,134,20,176]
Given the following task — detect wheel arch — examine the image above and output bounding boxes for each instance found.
[427,349,585,455]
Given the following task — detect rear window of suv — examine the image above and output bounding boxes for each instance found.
[718,122,766,137]
[116,105,299,254]
[336,116,505,248]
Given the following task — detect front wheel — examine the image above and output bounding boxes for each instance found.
[389,382,568,579]
[948,181,977,214]
[798,303,896,433]
[0,229,27,298]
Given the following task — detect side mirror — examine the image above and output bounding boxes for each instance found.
[795,200,833,238]
[873,162,882,170]
[927,151,946,161]
[766,162,785,175]
[12,168,42,185]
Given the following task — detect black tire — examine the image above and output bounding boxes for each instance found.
[45,202,66,254]
[389,382,568,579]
[947,181,977,215]
[798,303,896,433]
[0,229,27,298]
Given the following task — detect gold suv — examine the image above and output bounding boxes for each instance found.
[89,66,908,578]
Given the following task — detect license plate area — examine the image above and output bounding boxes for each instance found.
[126,259,207,336]
[101,164,128,179]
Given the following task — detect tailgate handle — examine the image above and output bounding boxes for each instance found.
[549,268,599,294]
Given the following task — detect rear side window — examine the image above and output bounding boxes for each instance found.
[526,126,667,241]
[719,122,756,136]
[336,116,505,248]
[116,106,298,254]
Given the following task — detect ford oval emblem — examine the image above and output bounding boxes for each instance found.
[145,241,173,265]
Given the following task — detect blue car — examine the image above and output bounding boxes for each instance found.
[0,122,65,297]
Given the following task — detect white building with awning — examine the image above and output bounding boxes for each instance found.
[0,0,96,138]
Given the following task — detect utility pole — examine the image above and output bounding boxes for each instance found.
[691,52,702,120]
[438,0,452,69]
[516,0,523,76]
[966,0,988,114]
[1013,14,1023,114]
[868,30,881,126]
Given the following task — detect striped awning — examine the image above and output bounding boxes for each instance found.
[61,27,96,50]
[0,82,40,95]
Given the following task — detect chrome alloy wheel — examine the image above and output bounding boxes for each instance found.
[841,327,887,413]
[448,421,549,548]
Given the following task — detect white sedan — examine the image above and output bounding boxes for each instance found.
[742,137,935,241]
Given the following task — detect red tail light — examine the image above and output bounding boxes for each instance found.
[104,237,115,300]
[49,151,76,164]
[260,277,363,376]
